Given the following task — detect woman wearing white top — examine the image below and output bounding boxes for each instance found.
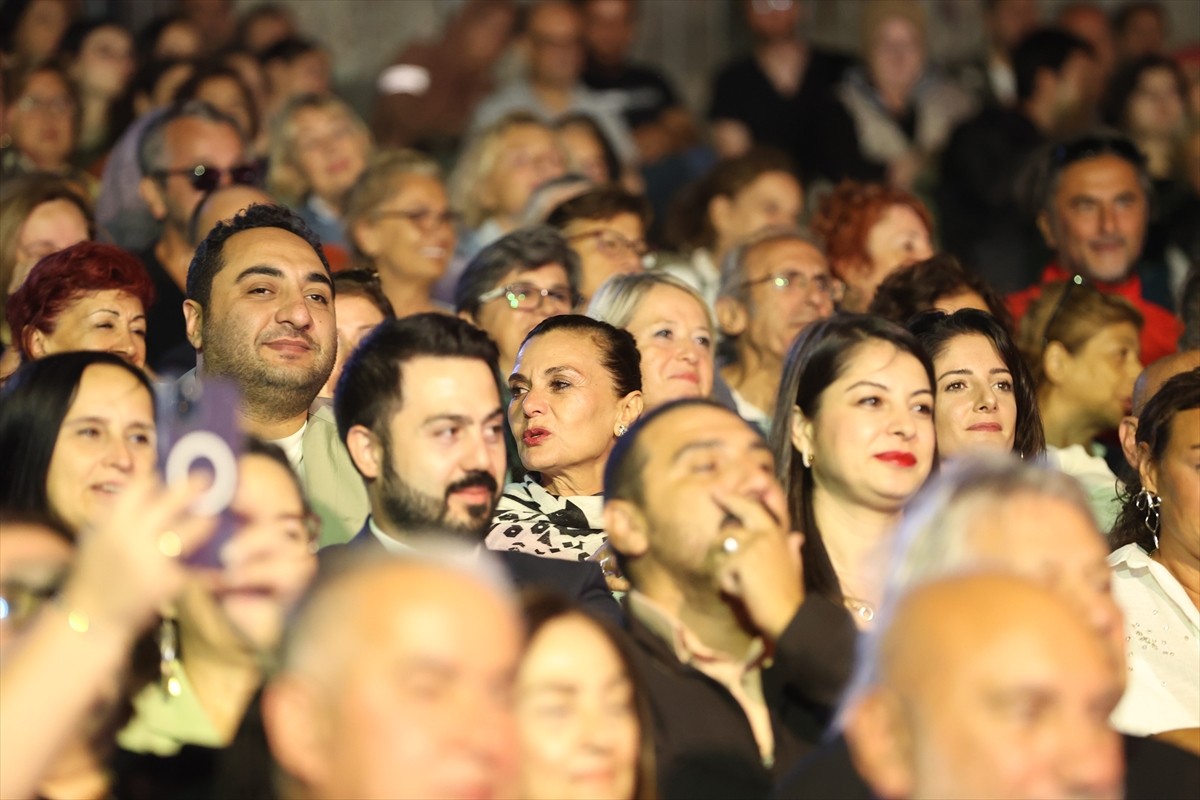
[1108,368,1199,738]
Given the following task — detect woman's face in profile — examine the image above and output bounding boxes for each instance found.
[516,613,640,800]
[46,363,157,534]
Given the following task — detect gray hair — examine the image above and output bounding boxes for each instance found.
[840,453,1097,721]
[586,271,716,333]
[137,100,246,176]
[716,225,823,303]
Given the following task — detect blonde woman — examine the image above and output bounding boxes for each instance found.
[266,94,371,249]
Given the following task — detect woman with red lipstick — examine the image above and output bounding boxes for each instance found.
[1017,282,1144,532]
[909,308,1045,461]
[770,314,935,627]
[587,272,715,410]
[487,315,643,561]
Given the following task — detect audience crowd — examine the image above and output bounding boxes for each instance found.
[1,0,1199,798]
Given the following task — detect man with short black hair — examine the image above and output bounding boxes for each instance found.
[939,28,1096,293]
[137,100,256,373]
[329,312,619,620]
[603,398,856,799]
[184,203,368,545]
[546,186,650,304]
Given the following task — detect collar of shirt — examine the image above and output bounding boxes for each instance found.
[367,515,485,559]
[627,590,768,671]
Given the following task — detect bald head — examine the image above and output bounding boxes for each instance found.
[190,186,277,246]
[1132,350,1200,415]
[849,573,1124,799]
[265,555,523,800]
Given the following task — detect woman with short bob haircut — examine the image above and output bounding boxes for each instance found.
[587,271,715,410]
[908,308,1044,461]
[868,252,1012,331]
[770,314,935,625]
[487,314,642,561]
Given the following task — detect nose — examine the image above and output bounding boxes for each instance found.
[109,327,138,362]
[105,436,135,472]
[975,383,998,412]
[1097,203,1115,235]
[276,291,314,330]
[889,407,918,440]
[519,386,547,418]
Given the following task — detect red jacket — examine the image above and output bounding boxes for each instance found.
[1008,264,1183,365]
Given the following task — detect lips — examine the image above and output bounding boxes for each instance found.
[523,427,550,446]
[967,422,1003,432]
[91,482,125,497]
[874,451,917,467]
[670,371,699,384]
[264,337,314,355]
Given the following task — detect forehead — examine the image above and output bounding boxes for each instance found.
[871,204,926,237]
[84,26,130,48]
[830,339,927,388]
[22,199,88,238]
[68,363,152,413]
[738,171,798,200]
[383,174,445,204]
[394,356,500,418]
[521,614,624,681]
[22,71,69,96]
[197,190,275,234]
[516,329,603,372]
[501,261,569,288]
[745,238,827,276]
[644,405,769,466]
[60,289,144,316]
[233,453,304,516]
[501,125,556,150]
[935,333,1004,369]
[0,524,72,575]
[1082,322,1140,350]
[1055,155,1142,199]
[969,495,1105,571]
[164,117,243,163]
[569,212,643,238]
[214,227,326,285]
[631,284,706,321]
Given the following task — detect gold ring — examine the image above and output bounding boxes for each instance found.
[158,530,183,559]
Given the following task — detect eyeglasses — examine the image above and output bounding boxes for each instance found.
[1040,274,1085,349]
[567,229,650,260]
[151,164,260,193]
[373,208,461,231]
[740,270,845,302]
[478,282,579,312]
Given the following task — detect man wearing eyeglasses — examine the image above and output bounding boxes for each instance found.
[715,228,839,432]
[137,100,258,375]
[546,186,650,305]
[1008,130,1183,365]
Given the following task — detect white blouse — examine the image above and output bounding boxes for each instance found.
[1108,543,1200,736]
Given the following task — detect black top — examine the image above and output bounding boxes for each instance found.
[708,48,854,182]
[936,105,1049,293]
[136,246,195,377]
[582,60,680,129]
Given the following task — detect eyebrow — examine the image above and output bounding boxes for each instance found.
[234,265,333,290]
[86,308,148,322]
[845,380,933,397]
[423,409,504,426]
[63,415,153,429]
[936,367,1013,382]
[670,438,770,466]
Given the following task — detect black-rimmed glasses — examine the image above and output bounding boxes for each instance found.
[151,164,260,193]
[477,282,579,312]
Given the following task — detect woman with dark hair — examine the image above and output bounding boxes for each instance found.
[517,592,657,800]
[0,351,156,533]
[908,308,1044,461]
[59,19,135,169]
[6,241,155,369]
[487,314,643,561]
[660,147,801,307]
[770,314,934,626]
[555,112,622,187]
[1108,368,1199,738]
[867,252,1012,331]
[1,62,88,189]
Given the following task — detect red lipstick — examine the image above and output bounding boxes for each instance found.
[874,451,917,467]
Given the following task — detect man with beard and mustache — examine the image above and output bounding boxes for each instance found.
[327,312,619,621]
[183,203,368,545]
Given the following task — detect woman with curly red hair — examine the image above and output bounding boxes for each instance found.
[811,180,934,313]
[6,241,155,373]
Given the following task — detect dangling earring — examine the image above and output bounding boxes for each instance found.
[158,617,184,698]
[615,424,627,437]
[802,449,814,468]
[1135,488,1161,548]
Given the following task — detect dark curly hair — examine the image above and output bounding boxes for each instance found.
[868,253,1013,333]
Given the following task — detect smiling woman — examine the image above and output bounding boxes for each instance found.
[0,352,157,535]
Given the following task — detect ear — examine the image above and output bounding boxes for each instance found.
[351,218,382,260]
[715,295,747,337]
[1137,442,1160,496]
[139,175,168,222]
[604,498,650,562]
[615,391,644,435]
[183,299,204,350]
[1036,209,1057,250]
[458,309,478,327]
[708,194,733,239]
[261,677,330,792]
[1041,340,1072,388]
[844,692,916,800]
[789,405,815,460]
[346,424,382,481]
[1118,416,1140,473]
[25,327,49,360]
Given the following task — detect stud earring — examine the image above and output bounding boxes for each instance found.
[615,424,627,437]
[802,450,813,468]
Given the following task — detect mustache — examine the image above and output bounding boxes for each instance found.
[445,471,498,498]
[259,327,319,349]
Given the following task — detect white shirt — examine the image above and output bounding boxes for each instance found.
[270,421,308,480]
[368,516,415,555]
[1045,444,1123,533]
[1109,543,1200,736]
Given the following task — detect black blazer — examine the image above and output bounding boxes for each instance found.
[623,594,857,800]
[321,522,622,624]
